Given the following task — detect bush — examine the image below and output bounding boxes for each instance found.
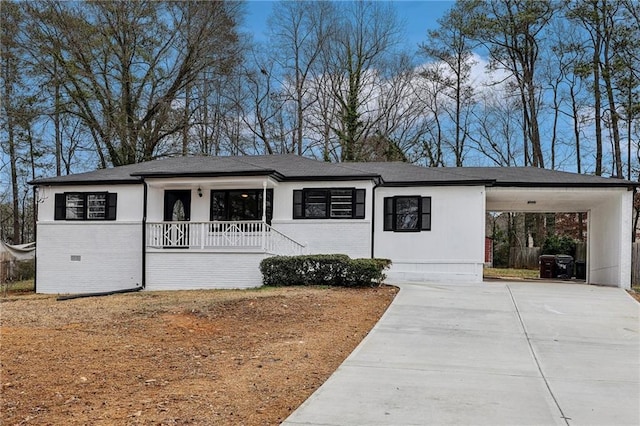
[260,254,391,287]
[542,235,576,257]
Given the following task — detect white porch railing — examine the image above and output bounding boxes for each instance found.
[146,221,305,256]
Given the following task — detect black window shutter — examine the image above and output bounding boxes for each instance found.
[107,193,118,220]
[354,189,366,219]
[266,189,274,223]
[383,197,394,231]
[421,197,431,231]
[293,190,303,219]
[54,193,66,220]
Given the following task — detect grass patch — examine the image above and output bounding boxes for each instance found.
[484,267,539,280]
[1,279,35,296]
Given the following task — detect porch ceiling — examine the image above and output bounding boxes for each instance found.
[485,187,625,212]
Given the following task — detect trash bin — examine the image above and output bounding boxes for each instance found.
[575,260,586,280]
[555,255,574,279]
[539,255,556,279]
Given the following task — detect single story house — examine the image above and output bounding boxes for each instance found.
[30,154,636,293]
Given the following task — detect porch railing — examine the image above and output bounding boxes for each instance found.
[146,221,305,256]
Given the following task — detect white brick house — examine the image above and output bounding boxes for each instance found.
[31,155,636,293]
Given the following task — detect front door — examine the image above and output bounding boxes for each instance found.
[163,190,191,247]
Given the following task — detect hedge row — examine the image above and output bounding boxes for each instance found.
[259,254,392,287]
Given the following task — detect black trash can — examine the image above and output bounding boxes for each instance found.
[555,255,574,279]
[539,255,556,278]
[575,260,586,280]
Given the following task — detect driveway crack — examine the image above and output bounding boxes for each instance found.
[506,284,572,426]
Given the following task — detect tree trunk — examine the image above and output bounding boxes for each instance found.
[8,125,21,244]
[592,2,604,176]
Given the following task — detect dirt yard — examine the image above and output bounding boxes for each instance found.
[0,285,397,425]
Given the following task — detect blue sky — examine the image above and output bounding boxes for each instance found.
[243,1,455,53]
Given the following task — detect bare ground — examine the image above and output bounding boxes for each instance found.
[0,286,397,425]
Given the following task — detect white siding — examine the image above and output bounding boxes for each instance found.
[374,186,486,283]
[36,184,143,222]
[35,184,144,294]
[271,180,374,258]
[273,220,371,258]
[272,180,374,222]
[146,251,265,290]
[36,222,142,294]
[588,190,633,289]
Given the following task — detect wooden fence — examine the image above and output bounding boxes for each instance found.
[510,242,640,284]
[508,242,586,270]
[632,242,640,286]
[509,247,540,269]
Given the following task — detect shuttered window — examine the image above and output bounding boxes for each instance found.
[383,196,431,232]
[54,192,117,221]
[293,188,366,219]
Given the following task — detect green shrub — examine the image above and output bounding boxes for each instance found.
[343,258,392,287]
[542,235,576,257]
[259,254,391,287]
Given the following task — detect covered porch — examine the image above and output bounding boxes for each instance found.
[146,220,305,255]
[142,175,306,290]
[144,221,305,291]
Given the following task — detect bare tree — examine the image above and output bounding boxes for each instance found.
[268,1,335,156]
[321,1,402,162]
[469,90,523,167]
[371,56,434,163]
[465,0,557,168]
[566,0,629,177]
[27,1,242,166]
[420,1,477,166]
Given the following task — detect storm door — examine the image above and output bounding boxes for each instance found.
[163,190,191,247]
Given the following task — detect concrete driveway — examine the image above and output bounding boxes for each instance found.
[283,282,640,426]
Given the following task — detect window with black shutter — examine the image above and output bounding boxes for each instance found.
[383,196,431,232]
[54,192,117,221]
[292,188,366,219]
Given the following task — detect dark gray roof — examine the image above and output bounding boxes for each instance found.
[442,166,634,187]
[348,162,636,187]
[30,155,379,185]
[30,154,637,188]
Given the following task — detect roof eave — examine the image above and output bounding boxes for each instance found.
[281,174,382,183]
[379,179,494,187]
[131,170,285,181]
[29,178,143,186]
[491,181,638,189]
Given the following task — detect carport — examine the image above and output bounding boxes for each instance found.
[485,185,634,289]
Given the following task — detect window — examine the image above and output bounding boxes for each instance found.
[210,189,273,223]
[383,196,431,232]
[293,188,365,219]
[55,192,117,221]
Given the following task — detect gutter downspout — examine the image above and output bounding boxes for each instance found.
[370,182,378,259]
[142,179,148,289]
[57,286,143,301]
[33,186,39,293]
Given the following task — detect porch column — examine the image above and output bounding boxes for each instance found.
[262,181,267,251]
[262,181,267,223]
